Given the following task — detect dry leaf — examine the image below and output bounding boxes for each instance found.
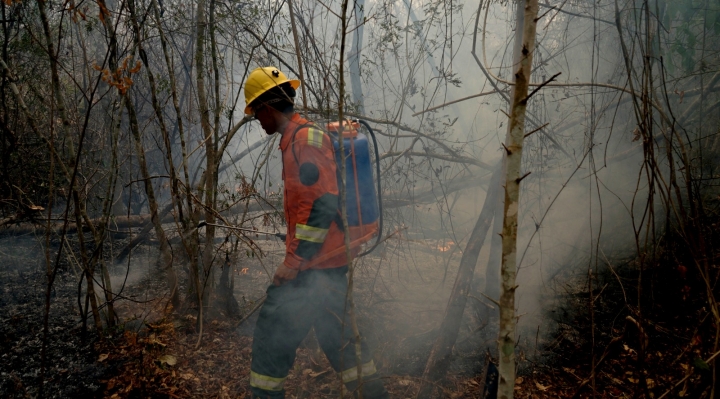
[309,370,328,378]
[124,331,137,346]
[158,354,177,366]
[129,61,142,74]
[147,334,166,347]
[515,376,524,384]
[98,353,109,362]
[535,382,550,391]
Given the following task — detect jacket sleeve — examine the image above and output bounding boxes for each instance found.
[283,127,339,269]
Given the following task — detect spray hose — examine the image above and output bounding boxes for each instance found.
[196,221,286,240]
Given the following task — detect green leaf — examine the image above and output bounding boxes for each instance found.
[693,356,710,372]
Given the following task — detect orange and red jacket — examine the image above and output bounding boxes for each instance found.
[279,114,357,270]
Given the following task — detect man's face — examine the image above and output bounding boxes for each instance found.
[254,104,278,135]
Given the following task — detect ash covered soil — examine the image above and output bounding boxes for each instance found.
[1,226,716,398]
[0,236,107,398]
[0,232,496,398]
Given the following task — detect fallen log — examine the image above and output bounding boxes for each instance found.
[0,200,278,237]
[417,162,502,398]
[0,214,170,237]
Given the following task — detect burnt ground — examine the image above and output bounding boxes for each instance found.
[91,234,495,399]
[0,231,493,398]
[509,245,720,398]
[0,235,108,398]
[2,226,718,398]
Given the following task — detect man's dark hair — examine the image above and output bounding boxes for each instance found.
[252,82,296,113]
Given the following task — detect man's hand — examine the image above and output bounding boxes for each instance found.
[273,264,299,286]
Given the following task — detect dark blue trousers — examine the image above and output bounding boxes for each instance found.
[249,266,388,398]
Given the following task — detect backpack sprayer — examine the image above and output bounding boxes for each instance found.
[196,119,383,258]
[325,119,383,257]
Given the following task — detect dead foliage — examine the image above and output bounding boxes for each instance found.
[98,318,437,398]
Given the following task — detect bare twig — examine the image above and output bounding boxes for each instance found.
[523,72,561,103]
[657,349,720,399]
[412,90,502,117]
[234,296,267,328]
[524,123,548,138]
[538,2,614,25]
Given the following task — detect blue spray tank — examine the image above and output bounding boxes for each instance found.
[325,120,383,257]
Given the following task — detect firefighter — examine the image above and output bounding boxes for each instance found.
[244,66,390,399]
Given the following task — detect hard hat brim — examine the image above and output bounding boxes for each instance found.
[244,78,301,115]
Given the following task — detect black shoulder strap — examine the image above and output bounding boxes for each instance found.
[291,123,346,234]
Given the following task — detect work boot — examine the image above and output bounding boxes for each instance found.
[344,376,390,399]
[251,388,285,399]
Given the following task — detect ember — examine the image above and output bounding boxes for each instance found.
[437,241,454,252]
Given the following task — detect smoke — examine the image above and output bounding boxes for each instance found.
[330,0,684,361]
[13,0,706,377]
[0,235,45,273]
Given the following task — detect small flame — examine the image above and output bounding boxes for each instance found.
[437,242,454,252]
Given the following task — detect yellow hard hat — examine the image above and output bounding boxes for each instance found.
[244,66,301,114]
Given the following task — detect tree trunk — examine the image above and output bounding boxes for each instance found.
[73,191,102,333]
[194,0,219,344]
[126,98,181,309]
[36,0,73,155]
[94,95,124,328]
[336,0,366,394]
[287,0,308,114]
[485,204,503,304]
[497,1,539,398]
[417,163,502,399]
[349,0,365,114]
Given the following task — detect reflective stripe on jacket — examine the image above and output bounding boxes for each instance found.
[280,114,356,270]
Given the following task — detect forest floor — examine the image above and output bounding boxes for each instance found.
[510,255,718,399]
[1,228,718,398]
[94,235,493,398]
[0,235,108,397]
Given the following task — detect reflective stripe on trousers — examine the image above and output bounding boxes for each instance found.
[340,360,378,383]
[250,371,286,391]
